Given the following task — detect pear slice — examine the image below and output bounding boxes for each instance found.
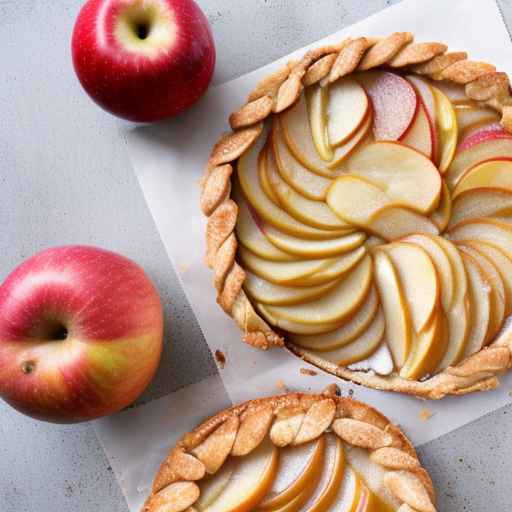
[280,93,336,177]
[383,242,439,333]
[457,244,505,342]
[262,223,365,259]
[264,256,372,325]
[289,287,379,351]
[453,159,512,197]
[244,271,341,307]
[328,77,369,147]
[259,437,325,510]
[432,85,458,173]
[429,182,452,232]
[203,437,279,512]
[459,252,491,358]
[265,146,352,230]
[449,188,512,228]
[338,141,442,213]
[313,308,385,366]
[234,185,297,262]
[373,250,411,367]
[272,121,333,200]
[403,234,454,311]
[306,83,334,161]
[237,129,347,240]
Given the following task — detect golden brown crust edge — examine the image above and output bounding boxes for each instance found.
[143,389,436,512]
[200,32,512,399]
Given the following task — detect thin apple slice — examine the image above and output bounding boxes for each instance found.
[265,147,352,230]
[402,234,454,311]
[259,437,325,510]
[280,93,336,177]
[334,468,361,512]
[262,223,365,259]
[338,141,441,213]
[328,77,369,146]
[356,71,417,141]
[259,144,281,205]
[458,128,512,153]
[272,121,333,200]
[400,103,433,158]
[458,121,504,148]
[327,112,373,169]
[289,287,379,351]
[432,85,458,173]
[449,188,512,228]
[238,247,333,286]
[384,242,439,333]
[368,205,439,241]
[453,159,512,197]
[364,236,385,249]
[455,104,500,133]
[400,308,447,380]
[196,458,236,509]
[234,185,297,262]
[458,252,491,358]
[264,255,372,325]
[203,437,279,512]
[243,271,340,307]
[429,182,452,232]
[457,244,505,342]
[237,130,349,240]
[313,308,385,366]
[445,136,512,190]
[306,83,334,161]
[465,241,512,316]
[373,250,411,367]
[432,80,467,103]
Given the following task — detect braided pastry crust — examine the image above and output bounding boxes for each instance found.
[200,32,512,399]
[143,389,436,512]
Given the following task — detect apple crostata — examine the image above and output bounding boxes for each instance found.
[201,32,512,398]
[143,390,437,512]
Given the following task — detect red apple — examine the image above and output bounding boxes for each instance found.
[0,246,164,423]
[71,0,215,122]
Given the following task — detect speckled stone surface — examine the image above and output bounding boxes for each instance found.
[1,0,512,510]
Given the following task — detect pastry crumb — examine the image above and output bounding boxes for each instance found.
[419,407,434,421]
[322,383,341,396]
[276,379,288,392]
[300,367,318,376]
[214,350,226,369]
[178,263,190,273]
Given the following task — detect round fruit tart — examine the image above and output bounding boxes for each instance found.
[200,32,512,398]
[143,389,437,512]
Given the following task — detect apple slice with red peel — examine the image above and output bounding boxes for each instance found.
[328,78,369,147]
[259,437,325,510]
[203,438,279,512]
[458,128,512,153]
[234,186,297,262]
[289,287,379,351]
[280,93,336,177]
[453,159,512,197]
[243,271,340,307]
[432,85,458,173]
[356,71,417,141]
[373,250,411,367]
[429,182,452,232]
[445,136,512,190]
[314,308,385,366]
[237,130,348,240]
[264,256,372,325]
[459,121,503,147]
[339,142,441,213]
[306,84,334,161]
[272,122,333,201]
[449,188,512,228]
[457,244,505,342]
[455,104,500,133]
[400,103,433,158]
[458,252,491,358]
[262,223,366,259]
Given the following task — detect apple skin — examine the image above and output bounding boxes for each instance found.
[0,246,164,423]
[71,0,215,122]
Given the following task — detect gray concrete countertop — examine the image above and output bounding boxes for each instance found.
[1,1,512,510]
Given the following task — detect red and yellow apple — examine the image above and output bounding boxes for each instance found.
[0,246,164,423]
[71,0,215,122]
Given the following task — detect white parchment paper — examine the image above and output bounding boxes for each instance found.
[94,0,512,510]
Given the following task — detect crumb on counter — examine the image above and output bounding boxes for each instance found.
[419,407,434,421]
[214,349,226,369]
[276,379,288,392]
[322,383,341,396]
[178,263,190,273]
[300,367,318,376]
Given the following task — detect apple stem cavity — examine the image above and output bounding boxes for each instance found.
[135,22,150,40]
[21,361,36,375]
